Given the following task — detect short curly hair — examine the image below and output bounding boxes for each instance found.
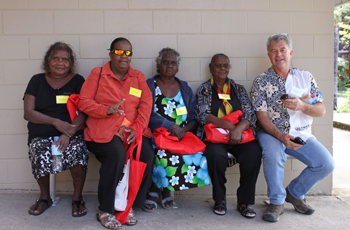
[155,47,181,74]
[41,42,77,75]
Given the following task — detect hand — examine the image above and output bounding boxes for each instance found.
[170,124,185,140]
[55,134,70,153]
[107,99,126,116]
[282,96,304,111]
[53,119,76,138]
[279,133,302,150]
[125,128,135,144]
[226,127,243,145]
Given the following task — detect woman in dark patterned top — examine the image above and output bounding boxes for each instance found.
[195,53,261,218]
[23,42,88,217]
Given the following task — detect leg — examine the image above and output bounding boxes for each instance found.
[205,142,228,215]
[285,137,335,200]
[28,175,53,215]
[231,140,262,205]
[86,136,126,214]
[256,130,286,222]
[256,129,287,205]
[132,137,155,207]
[230,140,261,218]
[70,164,87,217]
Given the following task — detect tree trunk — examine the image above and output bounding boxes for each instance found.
[334,25,339,110]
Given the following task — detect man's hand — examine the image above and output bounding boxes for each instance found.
[281,96,304,111]
[279,133,302,150]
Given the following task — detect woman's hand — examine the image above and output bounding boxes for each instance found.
[170,124,185,140]
[56,134,70,153]
[53,119,76,138]
[226,127,243,145]
[125,128,135,144]
[107,99,125,116]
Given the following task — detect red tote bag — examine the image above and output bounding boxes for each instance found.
[204,110,255,144]
[153,127,206,155]
[115,121,146,224]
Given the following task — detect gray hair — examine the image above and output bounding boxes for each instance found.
[266,33,292,51]
[155,47,181,73]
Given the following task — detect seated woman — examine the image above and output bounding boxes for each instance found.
[23,42,88,217]
[143,48,209,213]
[195,53,262,218]
[78,37,154,229]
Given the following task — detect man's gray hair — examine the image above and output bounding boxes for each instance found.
[266,33,292,51]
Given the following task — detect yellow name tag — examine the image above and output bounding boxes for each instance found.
[218,94,231,100]
[176,106,187,116]
[129,87,142,98]
[56,95,69,104]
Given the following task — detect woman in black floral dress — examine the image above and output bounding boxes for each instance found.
[23,42,88,217]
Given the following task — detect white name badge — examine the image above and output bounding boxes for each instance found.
[290,86,305,98]
[218,94,230,100]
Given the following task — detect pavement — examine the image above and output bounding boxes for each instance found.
[0,113,349,230]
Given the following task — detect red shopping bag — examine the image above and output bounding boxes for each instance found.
[153,127,206,155]
[67,94,80,122]
[114,121,146,224]
[204,110,255,144]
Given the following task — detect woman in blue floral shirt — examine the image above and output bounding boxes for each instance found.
[195,54,261,218]
[143,48,209,213]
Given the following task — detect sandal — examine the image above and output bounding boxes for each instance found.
[28,199,53,216]
[160,195,174,210]
[160,190,174,210]
[96,211,122,229]
[213,200,227,215]
[237,203,256,219]
[142,192,158,213]
[125,208,137,226]
[72,200,87,217]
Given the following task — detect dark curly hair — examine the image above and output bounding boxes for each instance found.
[41,42,76,74]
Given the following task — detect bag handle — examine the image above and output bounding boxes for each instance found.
[124,121,143,161]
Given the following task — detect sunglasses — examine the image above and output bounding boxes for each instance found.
[110,49,133,56]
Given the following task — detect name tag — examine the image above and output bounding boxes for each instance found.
[129,87,142,98]
[218,94,230,100]
[176,106,187,116]
[56,95,69,104]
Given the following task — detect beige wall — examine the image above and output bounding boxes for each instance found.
[0,0,335,195]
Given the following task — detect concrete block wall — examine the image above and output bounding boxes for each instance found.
[0,0,336,196]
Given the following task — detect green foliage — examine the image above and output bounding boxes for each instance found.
[337,57,349,90]
[337,87,350,113]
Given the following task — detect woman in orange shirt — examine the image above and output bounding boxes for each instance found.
[79,37,154,229]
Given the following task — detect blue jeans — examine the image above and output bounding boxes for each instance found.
[256,129,334,205]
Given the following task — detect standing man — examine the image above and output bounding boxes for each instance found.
[250,33,334,223]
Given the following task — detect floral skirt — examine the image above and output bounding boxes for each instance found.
[28,135,89,180]
[151,141,210,191]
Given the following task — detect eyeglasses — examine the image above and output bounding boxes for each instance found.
[110,49,133,56]
[213,64,230,69]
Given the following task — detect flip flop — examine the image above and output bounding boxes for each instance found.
[72,200,87,217]
[28,199,53,216]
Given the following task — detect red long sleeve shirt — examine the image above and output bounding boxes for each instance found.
[78,62,152,143]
